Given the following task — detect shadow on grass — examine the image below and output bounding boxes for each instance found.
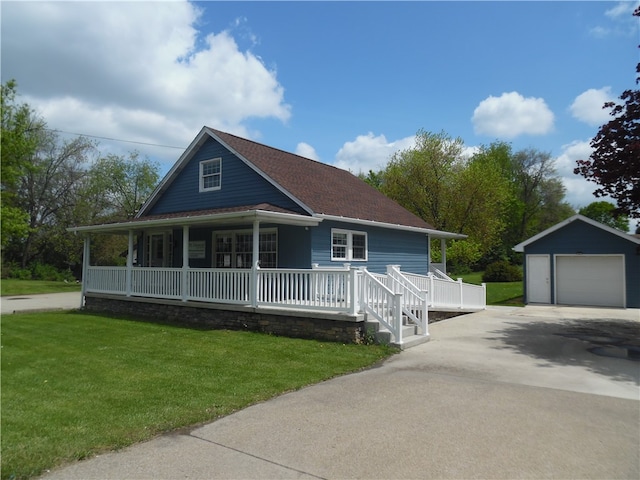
[488,318,640,384]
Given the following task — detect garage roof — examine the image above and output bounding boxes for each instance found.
[513,214,640,252]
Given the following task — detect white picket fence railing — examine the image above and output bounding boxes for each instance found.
[84,264,485,344]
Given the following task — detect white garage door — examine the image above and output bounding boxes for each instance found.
[555,255,625,307]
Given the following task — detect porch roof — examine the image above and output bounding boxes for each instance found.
[68,204,321,234]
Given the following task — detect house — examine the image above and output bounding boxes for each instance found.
[514,214,640,308]
[71,127,486,347]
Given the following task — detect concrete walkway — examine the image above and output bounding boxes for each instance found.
[1,291,82,315]
[36,304,640,479]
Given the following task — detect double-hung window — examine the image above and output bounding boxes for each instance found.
[331,229,367,261]
[200,158,221,192]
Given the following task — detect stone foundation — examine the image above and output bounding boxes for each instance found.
[84,294,365,344]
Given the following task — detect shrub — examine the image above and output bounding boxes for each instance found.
[482,261,523,282]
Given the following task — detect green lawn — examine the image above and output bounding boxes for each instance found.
[1,312,396,480]
[1,279,81,296]
[457,272,524,306]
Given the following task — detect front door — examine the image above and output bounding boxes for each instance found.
[527,254,550,304]
[148,233,171,267]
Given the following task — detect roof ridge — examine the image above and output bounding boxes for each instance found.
[206,127,351,174]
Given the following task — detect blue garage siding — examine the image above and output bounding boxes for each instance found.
[523,220,640,308]
[309,220,429,275]
[148,138,305,216]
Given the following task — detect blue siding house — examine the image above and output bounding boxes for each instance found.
[514,215,640,308]
[71,127,484,346]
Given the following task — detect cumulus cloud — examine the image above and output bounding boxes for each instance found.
[1,1,291,165]
[605,1,638,19]
[570,87,616,126]
[591,1,639,37]
[554,139,598,208]
[295,142,320,161]
[472,92,555,138]
[334,132,415,174]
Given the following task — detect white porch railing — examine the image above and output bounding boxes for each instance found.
[385,266,428,336]
[258,268,354,312]
[84,264,485,344]
[401,271,486,310]
[189,268,251,304]
[359,269,403,344]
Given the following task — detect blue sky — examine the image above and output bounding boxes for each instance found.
[2,1,639,214]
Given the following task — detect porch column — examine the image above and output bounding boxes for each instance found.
[251,219,260,307]
[440,238,447,273]
[81,236,90,308]
[427,235,431,274]
[182,225,189,302]
[126,230,134,297]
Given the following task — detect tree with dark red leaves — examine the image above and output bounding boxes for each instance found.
[574,6,640,219]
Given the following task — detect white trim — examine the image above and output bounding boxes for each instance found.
[213,227,278,269]
[68,209,321,234]
[331,228,368,262]
[514,214,640,252]
[317,213,465,239]
[553,253,626,308]
[199,157,222,192]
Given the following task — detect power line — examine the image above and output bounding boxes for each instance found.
[45,128,186,150]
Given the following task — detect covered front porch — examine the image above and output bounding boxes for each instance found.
[73,209,485,347]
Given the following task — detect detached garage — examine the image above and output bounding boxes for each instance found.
[514,215,640,308]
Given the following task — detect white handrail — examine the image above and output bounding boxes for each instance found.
[360,268,403,344]
[386,266,428,336]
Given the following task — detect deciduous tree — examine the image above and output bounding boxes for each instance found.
[574,6,640,218]
[579,201,629,232]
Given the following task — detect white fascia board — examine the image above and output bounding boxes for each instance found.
[69,210,322,234]
[513,214,640,252]
[205,128,315,216]
[315,214,466,239]
[136,127,211,218]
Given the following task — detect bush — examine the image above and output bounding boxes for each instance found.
[1,262,76,282]
[482,261,523,282]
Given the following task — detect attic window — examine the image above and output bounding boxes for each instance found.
[200,158,221,192]
[331,229,367,261]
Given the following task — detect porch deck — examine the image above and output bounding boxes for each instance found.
[83,265,486,346]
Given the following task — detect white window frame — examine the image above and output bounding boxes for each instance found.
[331,228,368,262]
[213,228,278,269]
[199,158,222,192]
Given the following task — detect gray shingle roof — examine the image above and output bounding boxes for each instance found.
[207,128,435,230]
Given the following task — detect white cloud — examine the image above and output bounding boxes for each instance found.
[591,1,639,37]
[570,87,616,126]
[334,132,415,174]
[554,139,600,209]
[1,1,291,166]
[605,1,638,19]
[472,92,555,138]
[295,142,319,161]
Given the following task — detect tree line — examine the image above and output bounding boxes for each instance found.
[1,80,160,278]
[2,42,638,279]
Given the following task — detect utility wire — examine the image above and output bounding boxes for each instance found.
[45,128,186,150]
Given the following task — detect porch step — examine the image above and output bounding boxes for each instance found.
[364,318,429,350]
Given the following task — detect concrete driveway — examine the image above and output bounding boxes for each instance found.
[1,291,81,315]
[41,305,640,479]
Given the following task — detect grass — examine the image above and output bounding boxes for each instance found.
[1,311,396,480]
[457,271,524,306]
[1,279,81,296]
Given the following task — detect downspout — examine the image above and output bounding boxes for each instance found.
[440,238,447,274]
